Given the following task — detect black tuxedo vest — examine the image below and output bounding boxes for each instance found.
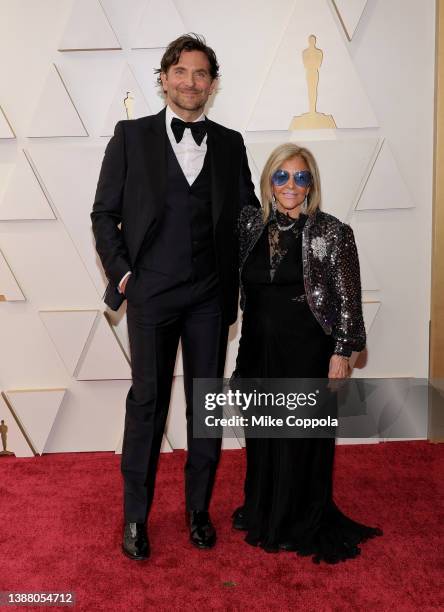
[137,139,218,286]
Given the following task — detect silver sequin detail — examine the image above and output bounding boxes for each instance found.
[311,236,327,261]
[238,205,366,357]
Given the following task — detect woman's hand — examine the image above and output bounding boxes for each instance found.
[328,354,350,379]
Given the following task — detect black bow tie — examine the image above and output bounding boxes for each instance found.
[171,117,207,146]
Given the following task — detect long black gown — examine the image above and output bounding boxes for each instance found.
[235,212,382,564]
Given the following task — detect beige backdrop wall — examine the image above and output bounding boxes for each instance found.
[0,0,436,456]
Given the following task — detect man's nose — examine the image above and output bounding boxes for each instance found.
[183,72,195,87]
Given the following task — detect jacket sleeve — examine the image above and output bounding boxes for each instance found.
[90,120,131,287]
[330,224,366,357]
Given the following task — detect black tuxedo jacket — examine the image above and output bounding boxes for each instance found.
[91,107,259,324]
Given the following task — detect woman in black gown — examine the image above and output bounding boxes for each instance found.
[232,143,382,564]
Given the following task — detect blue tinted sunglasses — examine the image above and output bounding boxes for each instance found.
[271,169,313,188]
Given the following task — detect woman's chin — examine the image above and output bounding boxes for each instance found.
[278,203,302,215]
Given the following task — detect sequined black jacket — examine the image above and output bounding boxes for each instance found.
[238,205,366,357]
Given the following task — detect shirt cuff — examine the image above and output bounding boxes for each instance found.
[118,271,131,294]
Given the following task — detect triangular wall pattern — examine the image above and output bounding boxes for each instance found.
[131,0,185,49]
[28,144,107,295]
[59,0,121,51]
[247,0,378,130]
[39,310,98,376]
[5,389,66,455]
[358,244,380,292]
[28,64,88,138]
[0,150,55,220]
[101,64,151,136]
[0,393,34,457]
[0,249,25,301]
[356,140,415,210]
[0,105,15,138]
[332,0,368,40]
[76,313,131,380]
[363,301,381,334]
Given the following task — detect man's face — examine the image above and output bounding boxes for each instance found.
[160,50,216,115]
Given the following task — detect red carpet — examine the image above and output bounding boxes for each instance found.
[0,442,443,611]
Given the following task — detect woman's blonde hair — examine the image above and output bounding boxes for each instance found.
[260,143,321,220]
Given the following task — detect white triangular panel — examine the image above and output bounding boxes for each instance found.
[43,380,128,452]
[247,0,378,130]
[59,0,121,51]
[131,0,185,49]
[0,151,55,220]
[130,47,171,113]
[247,138,379,221]
[363,301,381,334]
[76,314,131,380]
[39,310,98,375]
[358,245,380,292]
[101,64,151,136]
[100,0,147,49]
[174,341,183,377]
[0,106,15,138]
[0,163,14,202]
[222,436,242,450]
[332,0,368,40]
[356,140,415,210]
[5,389,66,455]
[28,64,88,138]
[28,145,107,295]
[0,249,25,301]
[0,395,34,457]
[160,436,173,452]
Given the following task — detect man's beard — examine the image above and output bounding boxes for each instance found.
[171,91,206,112]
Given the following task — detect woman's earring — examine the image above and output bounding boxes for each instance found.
[271,193,277,212]
[302,193,308,212]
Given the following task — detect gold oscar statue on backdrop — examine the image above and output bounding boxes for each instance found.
[124,91,134,120]
[0,295,5,301]
[0,419,14,456]
[290,35,336,130]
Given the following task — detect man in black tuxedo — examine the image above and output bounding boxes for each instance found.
[91,34,259,560]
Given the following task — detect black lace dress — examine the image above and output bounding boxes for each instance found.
[235,211,382,563]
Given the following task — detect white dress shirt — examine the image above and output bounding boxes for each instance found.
[118,105,208,292]
[165,105,207,185]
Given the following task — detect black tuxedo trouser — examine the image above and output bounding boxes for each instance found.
[121,269,228,522]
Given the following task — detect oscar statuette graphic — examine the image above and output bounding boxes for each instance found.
[0,419,14,456]
[290,35,336,130]
[123,91,134,120]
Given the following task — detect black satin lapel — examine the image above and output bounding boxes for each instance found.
[141,107,167,219]
[207,121,230,230]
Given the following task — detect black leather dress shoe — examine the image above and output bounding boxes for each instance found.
[188,511,216,549]
[122,522,150,560]
[231,506,248,531]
